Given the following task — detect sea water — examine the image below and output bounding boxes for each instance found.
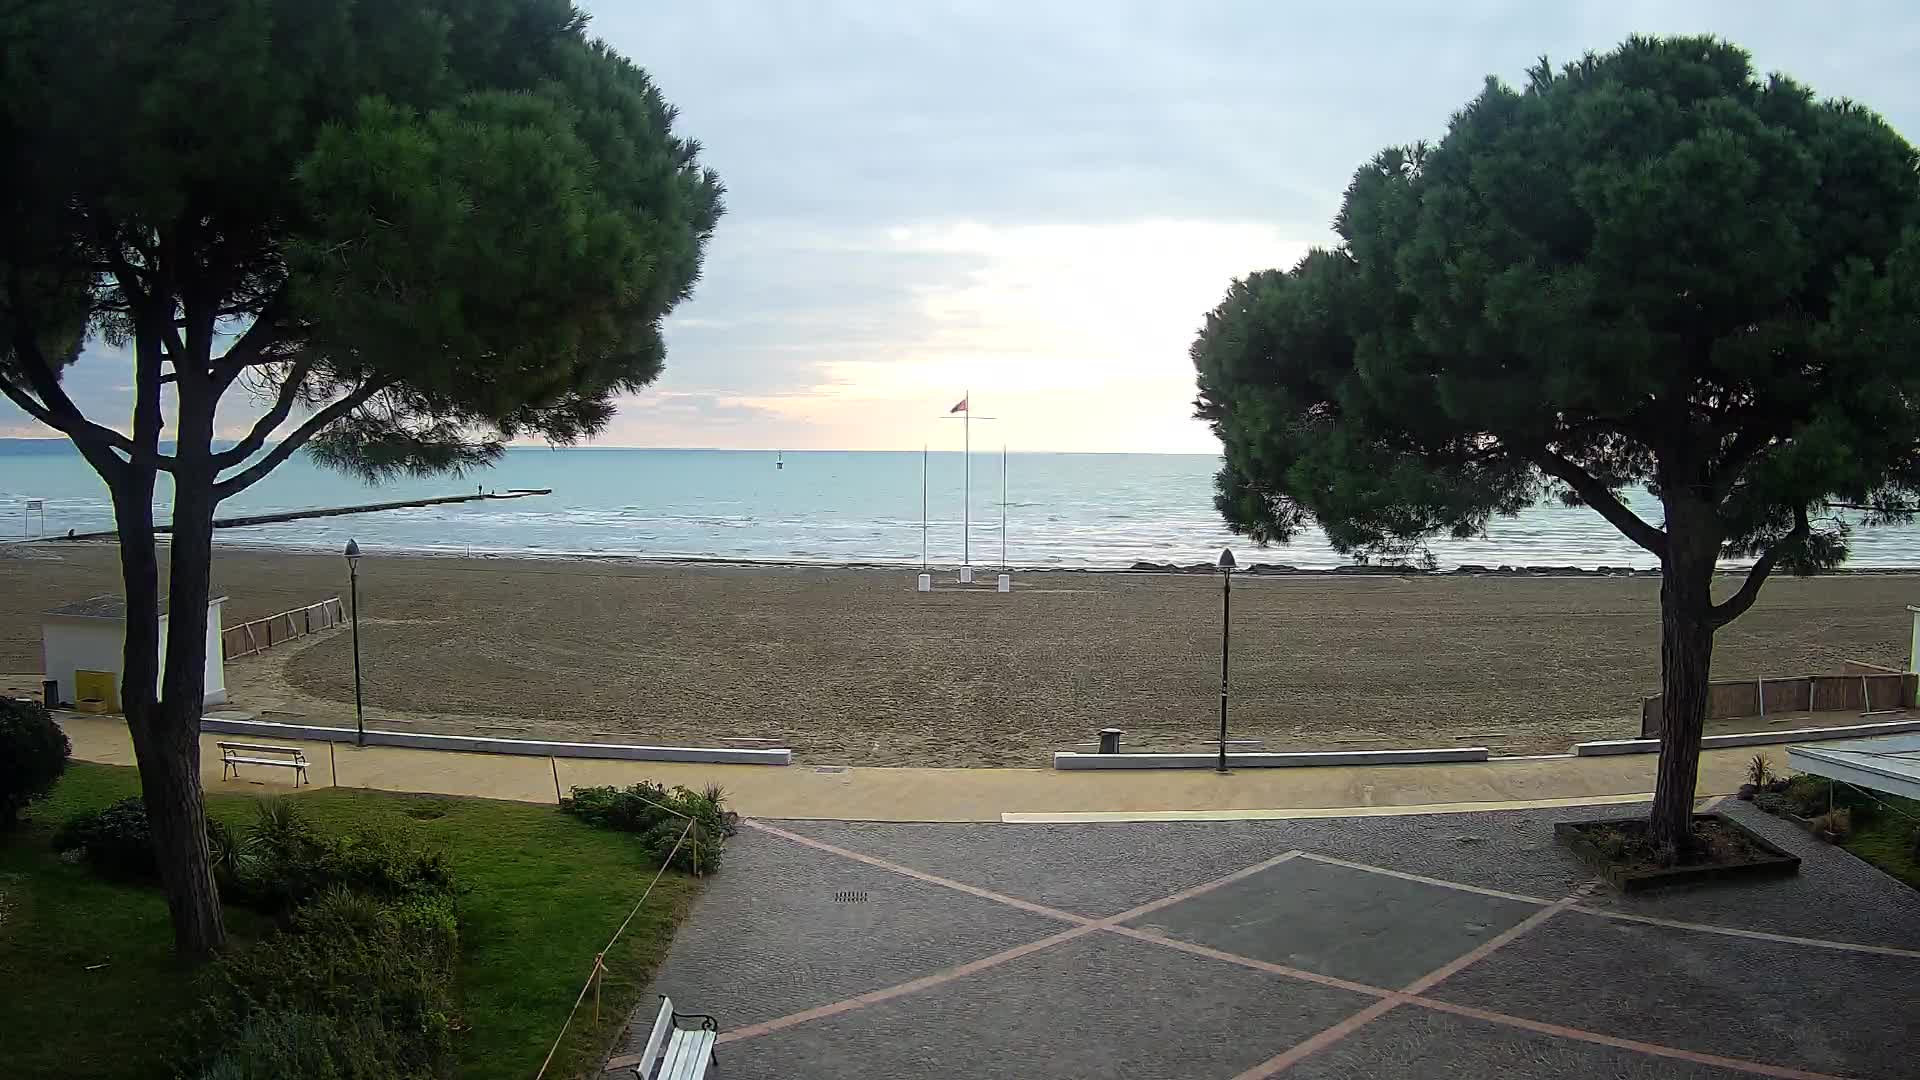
[5,442,1918,569]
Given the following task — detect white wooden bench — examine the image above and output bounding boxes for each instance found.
[218,741,310,786]
[630,996,718,1079]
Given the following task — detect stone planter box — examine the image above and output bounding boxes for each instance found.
[1555,813,1801,892]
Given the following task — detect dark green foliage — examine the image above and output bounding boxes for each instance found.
[0,696,69,828]
[53,796,157,878]
[232,799,455,915]
[1,2,722,953]
[184,887,460,1080]
[1195,35,1920,568]
[178,808,461,1078]
[1193,35,1920,842]
[53,796,453,915]
[561,782,733,874]
[2,0,724,478]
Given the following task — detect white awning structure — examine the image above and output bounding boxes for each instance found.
[1788,733,1920,801]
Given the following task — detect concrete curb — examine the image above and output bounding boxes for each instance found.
[1051,747,1489,770]
[197,716,792,765]
[1573,717,1920,757]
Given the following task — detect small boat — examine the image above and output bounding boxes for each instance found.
[776,450,784,470]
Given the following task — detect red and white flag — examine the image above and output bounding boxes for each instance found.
[950,396,968,414]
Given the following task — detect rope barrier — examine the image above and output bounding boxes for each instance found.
[531,816,696,1080]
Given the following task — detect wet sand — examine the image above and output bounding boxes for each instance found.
[3,543,1913,766]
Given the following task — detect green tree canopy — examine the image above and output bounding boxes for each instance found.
[0,0,722,954]
[1193,35,1920,844]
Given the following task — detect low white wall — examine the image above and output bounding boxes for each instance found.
[1574,717,1920,757]
[1052,747,1489,770]
[198,717,792,765]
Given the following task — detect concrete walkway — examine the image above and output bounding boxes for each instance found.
[622,803,1920,1078]
[58,713,1761,822]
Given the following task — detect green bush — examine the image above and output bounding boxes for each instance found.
[52,796,156,878]
[234,799,455,914]
[186,889,459,1080]
[560,781,732,874]
[0,696,70,829]
[193,1011,402,1080]
[54,797,454,916]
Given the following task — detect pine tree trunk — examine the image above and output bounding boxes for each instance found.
[1649,512,1719,849]
[151,460,226,956]
[114,461,224,955]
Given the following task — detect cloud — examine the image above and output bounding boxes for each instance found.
[10,2,1920,452]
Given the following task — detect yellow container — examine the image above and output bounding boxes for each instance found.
[74,670,120,713]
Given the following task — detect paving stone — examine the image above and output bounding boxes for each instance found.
[623,826,1067,1046]
[1124,856,1542,988]
[1291,1004,1757,1080]
[1429,912,1920,1079]
[1575,802,1920,950]
[619,807,1920,1075]
[701,930,1374,1080]
[771,809,1598,917]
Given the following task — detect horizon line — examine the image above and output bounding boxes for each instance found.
[0,436,1223,457]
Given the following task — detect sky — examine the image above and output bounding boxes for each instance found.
[8,1,1920,453]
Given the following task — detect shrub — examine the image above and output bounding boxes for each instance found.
[0,697,70,829]
[234,799,455,914]
[561,781,734,874]
[1810,807,1853,841]
[193,1011,401,1080]
[186,890,458,1080]
[53,797,157,878]
[1746,754,1775,787]
[1783,776,1832,818]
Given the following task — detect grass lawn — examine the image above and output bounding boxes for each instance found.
[1840,792,1920,890]
[0,762,700,1080]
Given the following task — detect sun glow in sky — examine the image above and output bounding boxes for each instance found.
[7,2,1920,453]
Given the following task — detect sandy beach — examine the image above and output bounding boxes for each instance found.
[3,542,1914,766]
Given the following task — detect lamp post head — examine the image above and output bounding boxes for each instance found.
[1217,547,1236,573]
[344,538,361,569]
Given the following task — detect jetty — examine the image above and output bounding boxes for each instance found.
[51,488,552,540]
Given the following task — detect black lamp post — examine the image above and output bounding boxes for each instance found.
[1217,547,1235,773]
[345,539,365,747]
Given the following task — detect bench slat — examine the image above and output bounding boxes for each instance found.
[225,756,306,768]
[660,1029,713,1080]
[217,742,306,755]
[632,999,674,1078]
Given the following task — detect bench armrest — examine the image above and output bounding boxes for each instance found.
[670,1011,719,1033]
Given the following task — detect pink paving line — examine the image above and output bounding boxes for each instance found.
[1301,850,1920,961]
[1228,998,1400,1080]
[744,820,1091,925]
[1409,998,1850,1080]
[1109,850,1303,922]
[1103,925,1389,999]
[1293,851,1554,905]
[1228,890,1587,1079]
[722,827,1312,1046]
[718,923,1097,1044]
[1567,905,1920,960]
[714,823,1886,1080]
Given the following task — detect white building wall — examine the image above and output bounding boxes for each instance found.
[41,599,228,709]
[40,618,126,707]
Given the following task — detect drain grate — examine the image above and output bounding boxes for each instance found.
[832,890,870,903]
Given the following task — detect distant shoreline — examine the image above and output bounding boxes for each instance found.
[20,534,1920,578]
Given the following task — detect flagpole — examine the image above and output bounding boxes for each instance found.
[963,387,970,568]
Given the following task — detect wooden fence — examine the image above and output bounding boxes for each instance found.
[222,598,345,660]
[1640,667,1917,736]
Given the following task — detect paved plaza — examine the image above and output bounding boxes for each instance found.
[615,802,1920,1079]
